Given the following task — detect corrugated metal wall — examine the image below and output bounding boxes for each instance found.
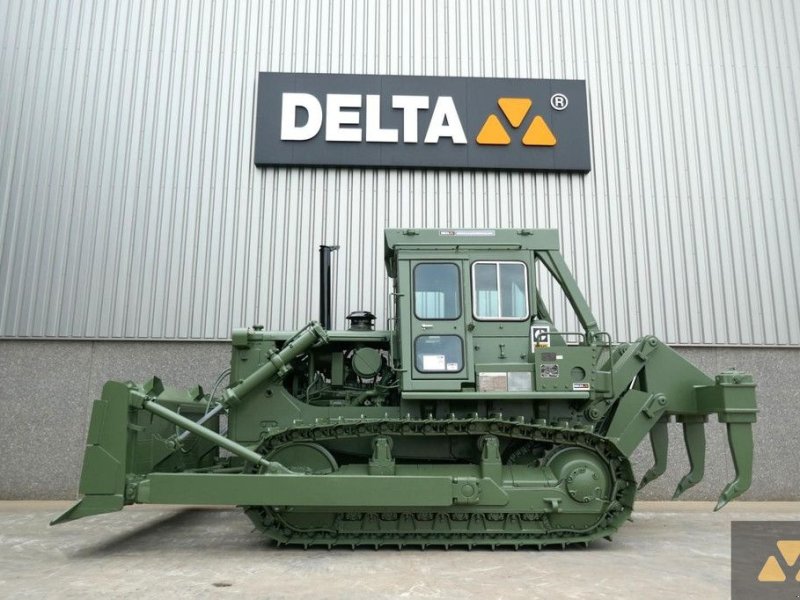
[1,0,798,344]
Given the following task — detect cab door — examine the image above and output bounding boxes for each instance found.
[407,260,470,388]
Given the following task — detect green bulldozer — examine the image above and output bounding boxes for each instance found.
[54,228,757,548]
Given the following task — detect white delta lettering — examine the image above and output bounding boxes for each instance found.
[279,92,466,144]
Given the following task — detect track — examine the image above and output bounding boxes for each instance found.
[244,418,636,548]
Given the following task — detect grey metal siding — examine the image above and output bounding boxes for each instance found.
[0,0,798,344]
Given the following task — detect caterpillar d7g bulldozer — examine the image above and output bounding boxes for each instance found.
[53,228,757,548]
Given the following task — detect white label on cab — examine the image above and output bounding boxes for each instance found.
[422,354,446,371]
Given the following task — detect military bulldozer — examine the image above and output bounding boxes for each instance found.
[53,228,757,548]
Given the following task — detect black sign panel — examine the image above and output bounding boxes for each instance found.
[254,72,591,172]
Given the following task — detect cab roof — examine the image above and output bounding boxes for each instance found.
[383,228,560,277]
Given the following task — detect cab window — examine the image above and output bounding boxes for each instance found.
[472,261,529,320]
[415,335,463,372]
[414,263,461,320]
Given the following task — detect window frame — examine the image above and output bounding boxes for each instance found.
[470,260,530,321]
[412,262,462,321]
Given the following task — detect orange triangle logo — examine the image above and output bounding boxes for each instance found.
[476,114,511,145]
[497,98,531,128]
[757,555,786,582]
[522,115,557,146]
[777,540,800,567]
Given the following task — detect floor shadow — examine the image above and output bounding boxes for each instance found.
[70,508,227,558]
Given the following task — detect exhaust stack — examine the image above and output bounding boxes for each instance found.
[319,244,339,329]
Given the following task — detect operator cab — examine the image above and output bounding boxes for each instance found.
[384,228,600,401]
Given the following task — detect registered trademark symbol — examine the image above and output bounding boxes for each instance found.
[550,93,568,111]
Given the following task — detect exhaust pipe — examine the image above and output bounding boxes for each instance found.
[319,244,339,329]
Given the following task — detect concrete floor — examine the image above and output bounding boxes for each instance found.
[1,502,798,599]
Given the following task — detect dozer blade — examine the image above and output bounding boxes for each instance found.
[51,383,133,525]
[638,417,668,490]
[51,495,124,525]
[672,416,706,499]
[715,422,754,511]
[51,378,222,526]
